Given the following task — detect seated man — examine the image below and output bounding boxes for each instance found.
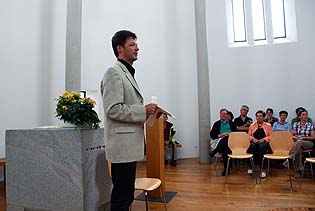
[272,110,291,131]
[209,108,237,176]
[163,114,179,166]
[234,105,253,133]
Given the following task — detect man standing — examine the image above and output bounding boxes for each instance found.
[101,30,157,211]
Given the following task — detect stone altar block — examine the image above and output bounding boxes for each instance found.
[5,128,111,211]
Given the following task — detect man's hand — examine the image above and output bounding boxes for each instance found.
[146,103,158,115]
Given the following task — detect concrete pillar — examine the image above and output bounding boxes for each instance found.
[65,0,82,92]
[194,0,211,163]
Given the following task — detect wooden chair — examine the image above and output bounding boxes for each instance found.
[0,158,6,189]
[225,132,256,185]
[300,157,315,190]
[258,131,293,191]
[135,178,167,211]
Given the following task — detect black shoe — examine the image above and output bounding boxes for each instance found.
[170,160,177,166]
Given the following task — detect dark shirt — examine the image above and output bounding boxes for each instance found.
[253,127,266,140]
[234,116,253,132]
[118,59,135,78]
[264,117,278,126]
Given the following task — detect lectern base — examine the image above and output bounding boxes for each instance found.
[135,191,177,203]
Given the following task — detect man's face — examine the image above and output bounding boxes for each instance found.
[118,37,139,64]
[279,113,287,122]
[240,107,249,116]
[220,111,228,121]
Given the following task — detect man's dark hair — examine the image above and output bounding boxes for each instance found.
[256,110,266,118]
[279,110,288,116]
[111,30,137,58]
[266,108,274,114]
[295,107,305,115]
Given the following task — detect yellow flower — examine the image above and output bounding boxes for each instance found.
[62,105,68,110]
[62,91,70,97]
[83,97,96,105]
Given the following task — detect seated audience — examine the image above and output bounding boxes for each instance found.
[272,110,291,131]
[209,108,237,176]
[291,109,315,178]
[247,110,272,178]
[264,108,278,126]
[291,107,312,125]
[234,105,253,132]
[163,114,178,166]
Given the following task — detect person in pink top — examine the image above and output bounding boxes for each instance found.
[247,110,272,178]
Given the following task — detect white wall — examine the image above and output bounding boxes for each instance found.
[0,0,199,158]
[0,0,67,158]
[81,0,199,158]
[206,0,315,124]
[2,0,314,160]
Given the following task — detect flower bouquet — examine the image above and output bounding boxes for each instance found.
[55,91,101,129]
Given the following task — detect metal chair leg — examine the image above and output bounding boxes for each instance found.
[287,158,292,191]
[259,157,265,184]
[144,191,149,211]
[249,157,257,184]
[300,160,307,191]
[225,157,231,185]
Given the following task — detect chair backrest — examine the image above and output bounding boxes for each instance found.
[228,132,250,154]
[269,131,293,155]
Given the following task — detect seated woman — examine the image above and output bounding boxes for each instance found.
[209,108,237,176]
[247,110,272,178]
[291,109,315,178]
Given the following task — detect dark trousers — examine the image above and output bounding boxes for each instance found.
[214,136,232,170]
[247,142,270,167]
[111,161,137,211]
[170,142,176,161]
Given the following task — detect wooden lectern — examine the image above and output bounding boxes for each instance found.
[146,114,165,198]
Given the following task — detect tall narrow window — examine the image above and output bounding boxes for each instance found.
[271,0,286,38]
[251,0,266,40]
[232,0,246,42]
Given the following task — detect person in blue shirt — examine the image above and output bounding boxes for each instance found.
[272,110,291,131]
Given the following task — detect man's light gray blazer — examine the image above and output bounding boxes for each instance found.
[101,61,146,163]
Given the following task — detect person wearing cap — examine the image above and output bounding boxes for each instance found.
[234,105,253,132]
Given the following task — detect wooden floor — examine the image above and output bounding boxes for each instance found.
[1,158,315,211]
